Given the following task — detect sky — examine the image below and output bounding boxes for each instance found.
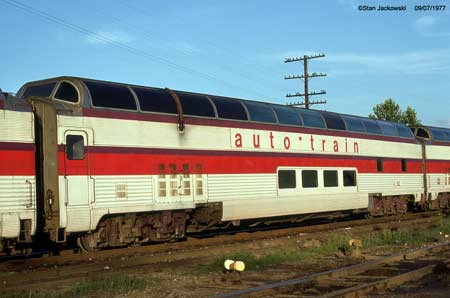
[0,0,449,127]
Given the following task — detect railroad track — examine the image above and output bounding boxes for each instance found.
[0,211,443,266]
[0,212,445,293]
[217,241,450,298]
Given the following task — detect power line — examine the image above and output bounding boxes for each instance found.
[115,1,287,90]
[1,0,278,100]
[284,54,327,109]
[79,1,284,97]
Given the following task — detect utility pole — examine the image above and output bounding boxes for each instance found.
[284,54,327,109]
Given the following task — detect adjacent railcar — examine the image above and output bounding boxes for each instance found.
[0,92,37,253]
[0,76,449,253]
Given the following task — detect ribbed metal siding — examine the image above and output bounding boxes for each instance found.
[358,174,423,193]
[0,176,35,209]
[93,176,153,205]
[207,174,277,201]
[428,174,448,189]
[0,110,34,142]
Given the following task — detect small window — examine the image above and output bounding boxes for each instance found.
[341,115,366,133]
[54,82,79,103]
[278,170,296,189]
[273,105,302,126]
[177,92,216,117]
[324,170,338,187]
[343,171,357,187]
[66,135,84,160]
[362,119,382,135]
[302,170,318,188]
[84,81,137,110]
[416,128,430,139]
[401,159,407,172]
[377,121,399,137]
[23,82,56,98]
[244,101,277,123]
[322,112,346,130]
[296,109,326,128]
[376,158,383,172]
[133,87,177,114]
[210,96,248,120]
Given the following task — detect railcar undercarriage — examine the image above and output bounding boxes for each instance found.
[2,195,450,255]
[76,210,189,252]
[76,203,223,252]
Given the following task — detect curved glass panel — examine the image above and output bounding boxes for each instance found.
[377,121,399,137]
[210,96,247,120]
[84,81,137,110]
[133,87,177,114]
[341,115,366,133]
[430,127,450,141]
[177,92,216,117]
[54,82,79,103]
[243,101,277,123]
[395,123,414,138]
[361,119,382,135]
[273,105,302,126]
[322,112,346,130]
[23,82,56,98]
[296,109,326,128]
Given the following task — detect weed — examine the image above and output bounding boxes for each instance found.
[196,216,450,273]
[3,274,159,298]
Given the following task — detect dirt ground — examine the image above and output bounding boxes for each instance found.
[1,217,450,298]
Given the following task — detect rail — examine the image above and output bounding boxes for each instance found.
[217,241,450,298]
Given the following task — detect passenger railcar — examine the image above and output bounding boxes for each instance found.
[0,76,449,253]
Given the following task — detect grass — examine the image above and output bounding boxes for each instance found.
[4,274,159,298]
[196,216,450,273]
[363,216,450,247]
[195,234,350,273]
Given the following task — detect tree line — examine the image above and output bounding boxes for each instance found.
[369,98,421,126]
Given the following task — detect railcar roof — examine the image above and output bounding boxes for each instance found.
[16,76,432,140]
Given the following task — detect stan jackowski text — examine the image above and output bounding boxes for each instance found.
[358,5,407,11]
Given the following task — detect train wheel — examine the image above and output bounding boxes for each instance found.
[77,235,98,253]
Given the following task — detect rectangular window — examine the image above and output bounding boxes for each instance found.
[401,159,407,172]
[182,174,191,196]
[66,135,84,160]
[324,170,338,187]
[278,170,296,189]
[343,170,357,187]
[195,174,203,195]
[195,164,203,196]
[376,158,383,172]
[158,164,166,197]
[302,170,318,188]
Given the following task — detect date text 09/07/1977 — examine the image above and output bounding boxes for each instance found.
[358,5,446,11]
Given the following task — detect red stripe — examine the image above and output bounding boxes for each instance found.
[2,148,448,177]
[426,160,450,173]
[82,108,417,144]
[57,150,440,176]
[0,150,35,175]
[0,99,4,109]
